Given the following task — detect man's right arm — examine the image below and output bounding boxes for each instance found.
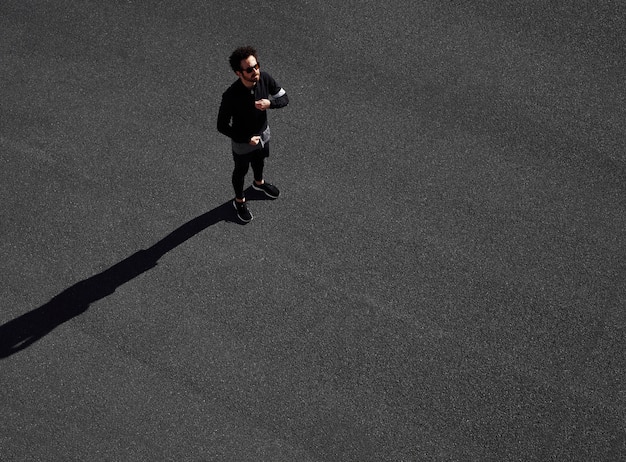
[217,93,255,144]
[217,94,234,139]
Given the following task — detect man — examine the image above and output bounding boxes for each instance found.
[217,46,289,222]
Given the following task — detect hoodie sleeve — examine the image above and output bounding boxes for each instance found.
[265,73,289,109]
[269,87,289,109]
[217,91,236,139]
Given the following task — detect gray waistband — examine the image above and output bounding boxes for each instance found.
[231,125,271,155]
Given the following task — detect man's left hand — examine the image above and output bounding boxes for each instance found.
[255,99,271,111]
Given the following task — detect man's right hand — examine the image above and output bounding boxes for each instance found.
[249,136,261,146]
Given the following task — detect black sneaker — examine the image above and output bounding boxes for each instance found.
[233,199,253,222]
[252,181,280,199]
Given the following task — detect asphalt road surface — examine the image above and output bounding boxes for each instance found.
[1,1,625,460]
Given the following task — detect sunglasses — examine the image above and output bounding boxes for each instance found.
[242,63,260,73]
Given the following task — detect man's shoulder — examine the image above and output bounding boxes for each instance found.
[259,71,276,83]
[222,79,245,97]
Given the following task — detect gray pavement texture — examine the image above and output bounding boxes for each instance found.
[1,1,625,460]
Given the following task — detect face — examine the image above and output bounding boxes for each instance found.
[237,55,260,85]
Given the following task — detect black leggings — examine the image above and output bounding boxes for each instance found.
[232,144,269,199]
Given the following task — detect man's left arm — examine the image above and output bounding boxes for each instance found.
[269,87,289,109]
[255,90,289,111]
[255,73,289,110]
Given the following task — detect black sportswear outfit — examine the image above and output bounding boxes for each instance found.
[217,71,289,199]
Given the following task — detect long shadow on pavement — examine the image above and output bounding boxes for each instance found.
[0,189,268,359]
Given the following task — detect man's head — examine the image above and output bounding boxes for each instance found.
[229,46,261,86]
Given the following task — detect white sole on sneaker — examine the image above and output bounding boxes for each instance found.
[233,200,253,222]
[252,183,279,198]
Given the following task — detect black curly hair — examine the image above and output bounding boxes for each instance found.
[229,46,257,72]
